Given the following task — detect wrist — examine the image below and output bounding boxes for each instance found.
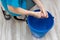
[29,11,36,16]
[27,11,35,16]
[26,10,37,17]
[25,10,30,15]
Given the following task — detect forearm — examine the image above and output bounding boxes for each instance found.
[8,5,35,16]
[33,0,45,10]
[15,8,35,16]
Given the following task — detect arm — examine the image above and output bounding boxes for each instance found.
[7,5,42,18]
[33,0,48,18]
[33,0,45,11]
[7,5,35,16]
[6,0,44,18]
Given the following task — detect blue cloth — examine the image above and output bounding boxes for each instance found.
[1,0,26,16]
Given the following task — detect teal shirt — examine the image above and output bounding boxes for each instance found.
[1,0,26,16]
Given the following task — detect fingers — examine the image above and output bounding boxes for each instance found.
[34,11,48,18]
[44,12,48,18]
[45,12,48,18]
[41,11,48,18]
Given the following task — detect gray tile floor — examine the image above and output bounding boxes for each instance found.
[0,0,60,40]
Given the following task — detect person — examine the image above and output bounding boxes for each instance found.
[1,0,48,21]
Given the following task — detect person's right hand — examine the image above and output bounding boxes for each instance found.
[34,11,48,18]
[34,11,44,18]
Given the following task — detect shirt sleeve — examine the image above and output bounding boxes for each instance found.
[7,0,19,8]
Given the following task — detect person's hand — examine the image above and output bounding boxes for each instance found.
[41,9,48,18]
[33,10,48,18]
[34,11,44,18]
